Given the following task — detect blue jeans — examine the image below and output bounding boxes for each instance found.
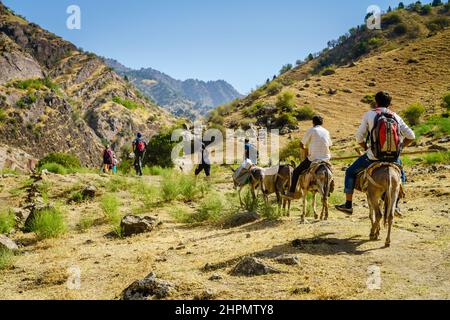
[344,154,406,195]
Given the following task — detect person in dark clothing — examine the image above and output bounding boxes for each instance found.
[102,145,114,174]
[132,133,147,176]
[195,143,211,178]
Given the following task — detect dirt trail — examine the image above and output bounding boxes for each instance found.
[0,159,448,300]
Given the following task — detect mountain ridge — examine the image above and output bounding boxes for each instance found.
[104,58,242,120]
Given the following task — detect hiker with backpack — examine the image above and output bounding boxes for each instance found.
[102,145,114,174]
[335,92,415,215]
[132,133,147,176]
[195,143,211,179]
[244,138,258,165]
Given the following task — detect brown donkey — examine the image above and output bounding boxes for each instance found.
[365,163,402,248]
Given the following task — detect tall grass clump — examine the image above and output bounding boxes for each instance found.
[100,194,122,237]
[189,193,225,223]
[0,248,15,270]
[142,166,172,176]
[414,116,450,139]
[402,103,426,126]
[39,163,67,175]
[423,151,450,165]
[28,207,67,240]
[0,209,15,234]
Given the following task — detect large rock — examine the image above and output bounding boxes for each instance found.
[121,272,174,300]
[81,185,97,200]
[223,212,260,229]
[231,257,280,276]
[0,234,18,252]
[120,215,158,237]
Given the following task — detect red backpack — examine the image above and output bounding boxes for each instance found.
[370,109,401,161]
[137,140,146,153]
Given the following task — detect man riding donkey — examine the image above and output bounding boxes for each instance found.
[284,116,335,222]
[335,92,415,247]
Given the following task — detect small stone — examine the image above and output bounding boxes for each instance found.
[121,272,174,300]
[274,254,300,266]
[120,215,158,237]
[208,273,223,281]
[81,185,97,200]
[194,288,217,300]
[293,286,312,294]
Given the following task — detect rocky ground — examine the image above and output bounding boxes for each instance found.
[0,154,448,300]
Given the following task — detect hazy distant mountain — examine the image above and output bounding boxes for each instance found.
[104,58,242,119]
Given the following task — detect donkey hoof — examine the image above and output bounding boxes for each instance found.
[385,242,391,248]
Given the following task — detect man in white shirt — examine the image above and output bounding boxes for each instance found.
[335,92,416,214]
[285,115,332,199]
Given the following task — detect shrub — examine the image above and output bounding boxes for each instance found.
[40,163,67,175]
[100,194,121,223]
[190,193,225,223]
[414,116,450,138]
[12,78,57,91]
[420,4,432,15]
[266,82,283,95]
[403,103,426,126]
[0,209,15,234]
[392,23,408,36]
[382,13,401,27]
[295,105,315,121]
[368,37,383,47]
[0,108,7,123]
[280,139,302,162]
[16,93,37,108]
[275,113,297,129]
[77,215,96,232]
[160,174,180,202]
[145,129,179,168]
[0,248,15,270]
[279,64,293,75]
[276,91,296,112]
[38,152,81,170]
[444,92,450,110]
[28,207,67,240]
[112,96,143,110]
[320,67,336,76]
[259,201,281,221]
[361,94,376,105]
[427,17,450,31]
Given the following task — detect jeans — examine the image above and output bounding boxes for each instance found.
[289,159,312,193]
[344,154,406,194]
[195,163,211,177]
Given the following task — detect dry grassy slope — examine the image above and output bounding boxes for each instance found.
[0,158,448,300]
[226,29,450,148]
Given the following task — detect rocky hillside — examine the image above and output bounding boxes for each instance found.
[104,58,242,120]
[212,4,450,141]
[0,1,175,168]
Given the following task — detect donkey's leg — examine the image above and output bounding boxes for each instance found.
[301,192,307,223]
[321,194,328,221]
[385,191,399,248]
[287,200,291,217]
[368,193,382,241]
[239,186,244,208]
[313,192,318,220]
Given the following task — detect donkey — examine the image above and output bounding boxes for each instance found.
[260,165,294,216]
[365,163,402,248]
[296,162,334,223]
[231,166,264,208]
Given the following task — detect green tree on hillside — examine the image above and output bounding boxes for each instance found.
[279,64,293,75]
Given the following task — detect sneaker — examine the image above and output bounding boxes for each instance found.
[335,204,353,215]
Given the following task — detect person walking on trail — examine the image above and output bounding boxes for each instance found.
[132,133,147,176]
[112,154,118,174]
[244,138,258,165]
[195,143,211,179]
[335,91,416,215]
[285,115,333,200]
[102,145,114,174]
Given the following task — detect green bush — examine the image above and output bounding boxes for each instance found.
[294,105,315,121]
[0,248,15,270]
[279,64,293,75]
[420,4,432,15]
[28,207,67,240]
[382,13,402,27]
[11,78,57,91]
[144,129,179,168]
[414,116,450,138]
[16,93,37,108]
[259,201,281,221]
[280,139,301,162]
[275,113,297,129]
[190,194,225,223]
[392,23,408,36]
[38,152,81,170]
[403,103,426,126]
[112,96,143,110]
[276,91,296,112]
[100,194,121,224]
[444,92,450,110]
[77,215,96,232]
[361,94,376,105]
[427,17,449,31]
[0,209,15,234]
[266,82,283,95]
[161,174,180,202]
[40,163,67,175]
[0,108,7,123]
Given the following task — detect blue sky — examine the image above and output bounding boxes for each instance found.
[3,0,416,93]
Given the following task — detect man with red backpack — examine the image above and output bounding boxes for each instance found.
[335,92,415,215]
[132,132,147,176]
